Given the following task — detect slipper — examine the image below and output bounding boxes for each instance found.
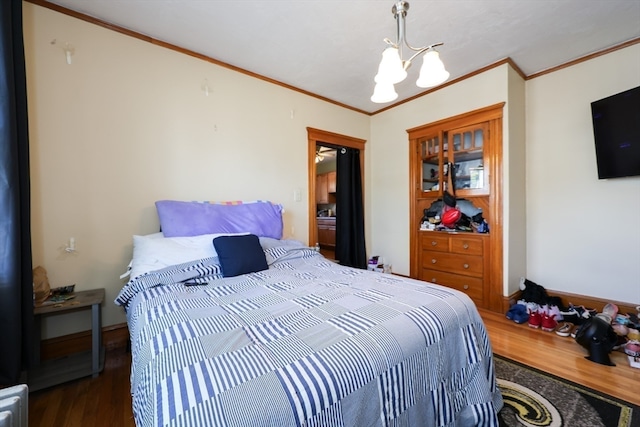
[506,303,522,320]
[506,304,529,324]
[513,309,529,324]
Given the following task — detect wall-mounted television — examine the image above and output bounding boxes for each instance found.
[590,85,640,179]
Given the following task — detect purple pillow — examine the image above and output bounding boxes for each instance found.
[156,200,283,239]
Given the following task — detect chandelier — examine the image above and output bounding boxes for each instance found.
[371,1,450,103]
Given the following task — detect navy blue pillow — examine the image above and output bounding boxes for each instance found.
[213,234,268,277]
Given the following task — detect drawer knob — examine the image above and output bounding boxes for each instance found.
[463,285,469,290]
[463,244,469,249]
[431,259,437,264]
[432,278,437,282]
[431,241,437,246]
[463,263,469,269]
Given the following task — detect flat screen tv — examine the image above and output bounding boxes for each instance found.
[590,85,640,179]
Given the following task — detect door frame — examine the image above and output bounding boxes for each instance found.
[307,127,366,247]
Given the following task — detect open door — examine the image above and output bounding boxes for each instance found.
[307,128,366,264]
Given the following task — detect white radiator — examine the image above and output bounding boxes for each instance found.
[0,384,28,427]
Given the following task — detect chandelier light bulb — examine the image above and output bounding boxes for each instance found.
[416,50,450,88]
[374,47,407,84]
[370,81,398,103]
[371,2,449,103]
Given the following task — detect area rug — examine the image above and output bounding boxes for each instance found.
[494,355,639,427]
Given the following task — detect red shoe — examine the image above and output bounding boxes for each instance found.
[528,310,542,328]
[541,313,557,332]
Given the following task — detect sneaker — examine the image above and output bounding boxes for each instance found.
[603,303,618,319]
[517,299,539,314]
[541,313,557,332]
[547,305,563,322]
[528,310,542,328]
[555,322,573,337]
[560,304,596,325]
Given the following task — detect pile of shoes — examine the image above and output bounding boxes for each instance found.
[596,303,640,359]
[554,304,598,338]
[505,277,565,333]
[505,278,640,366]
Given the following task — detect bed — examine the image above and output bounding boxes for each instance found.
[115,200,502,427]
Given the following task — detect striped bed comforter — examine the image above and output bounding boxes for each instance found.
[115,244,502,427]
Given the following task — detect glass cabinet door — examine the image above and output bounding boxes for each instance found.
[419,134,441,193]
[417,122,489,196]
[445,122,488,194]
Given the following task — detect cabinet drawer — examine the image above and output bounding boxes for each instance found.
[450,236,483,256]
[421,233,450,253]
[422,269,483,303]
[421,251,483,277]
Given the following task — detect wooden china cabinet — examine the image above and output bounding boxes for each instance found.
[409,103,504,311]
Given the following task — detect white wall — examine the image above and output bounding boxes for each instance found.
[24,4,370,337]
[505,66,527,296]
[525,45,640,303]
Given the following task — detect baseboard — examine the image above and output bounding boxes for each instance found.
[40,322,129,361]
[503,289,638,317]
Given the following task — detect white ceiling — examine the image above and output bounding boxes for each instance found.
[45,0,640,114]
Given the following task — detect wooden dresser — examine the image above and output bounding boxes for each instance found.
[408,103,504,312]
[419,232,489,307]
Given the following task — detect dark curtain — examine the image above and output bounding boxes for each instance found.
[0,0,34,385]
[335,147,366,269]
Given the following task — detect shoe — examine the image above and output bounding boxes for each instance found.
[547,305,563,322]
[506,303,522,320]
[623,341,640,357]
[528,310,542,328]
[612,323,629,336]
[517,299,539,314]
[560,304,596,325]
[541,313,557,332]
[555,322,573,337]
[603,303,618,319]
[506,304,529,324]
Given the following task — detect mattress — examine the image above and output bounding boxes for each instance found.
[116,240,502,426]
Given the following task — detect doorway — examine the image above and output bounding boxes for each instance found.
[315,144,338,259]
[306,128,366,263]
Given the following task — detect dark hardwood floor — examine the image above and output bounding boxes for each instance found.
[28,309,640,426]
[29,346,135,427]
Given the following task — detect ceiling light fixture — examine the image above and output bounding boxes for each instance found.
[371,1,450,103]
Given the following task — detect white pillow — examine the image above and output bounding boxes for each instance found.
[129,232,246,280]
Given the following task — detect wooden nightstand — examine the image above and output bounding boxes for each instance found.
[29,288,105,391]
